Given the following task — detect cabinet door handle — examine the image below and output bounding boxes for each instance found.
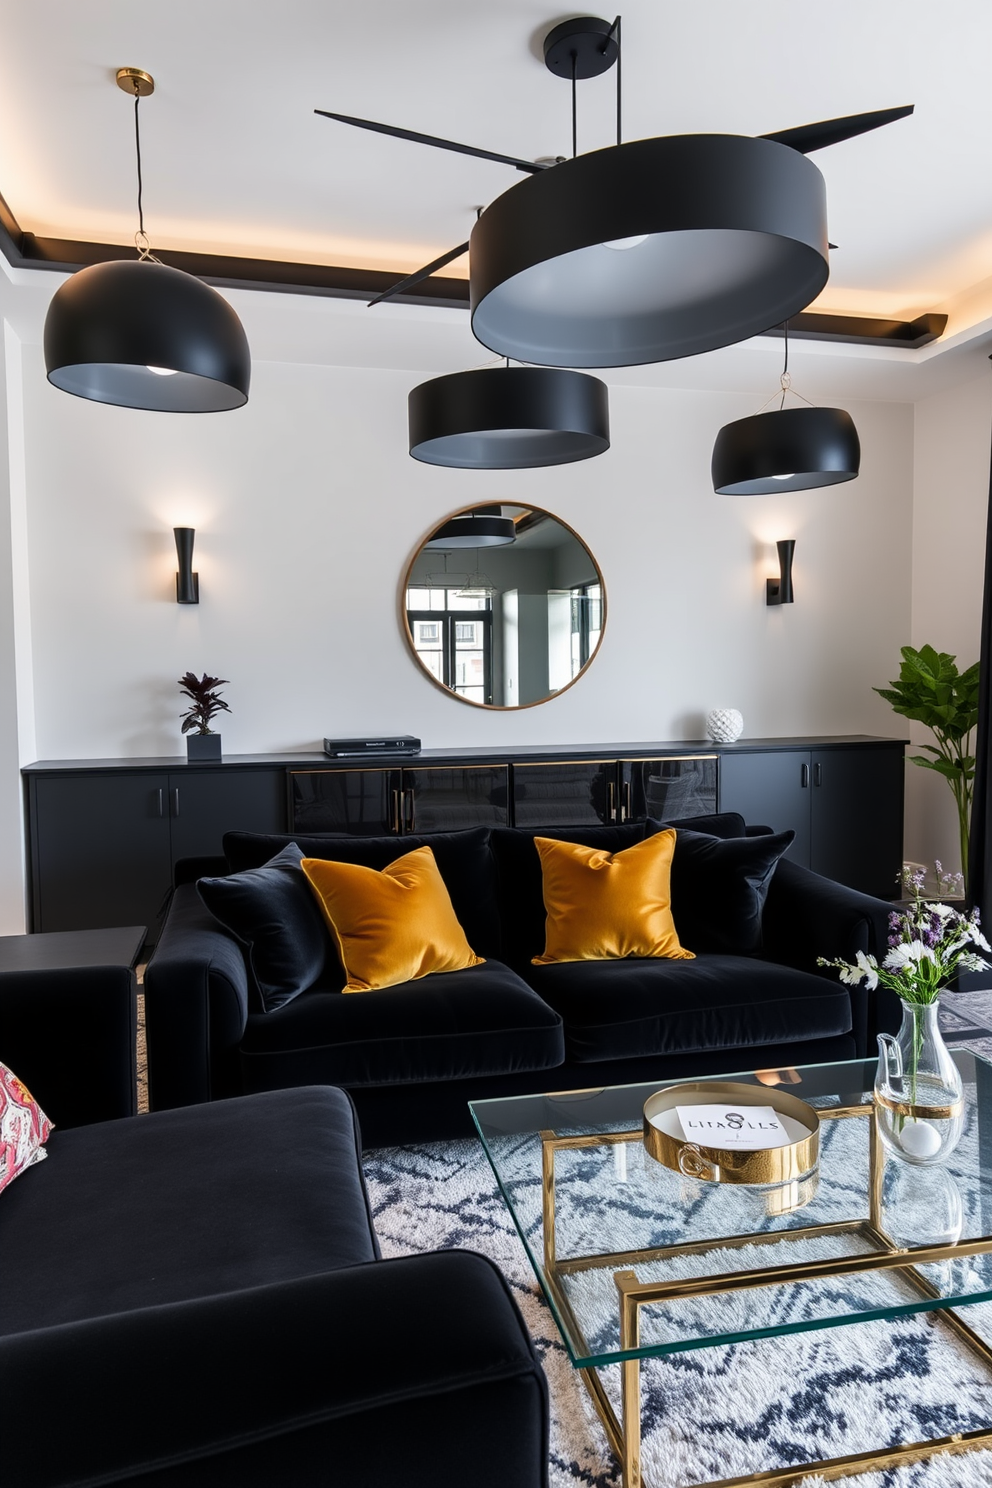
[172,788,180,817]
[157,788,164,818]
[623,781,631,822]
[608,781,616,823]
[405,789,416,833]
[391,789,401,834]
[813,762,822,787]
[801,763,810,788]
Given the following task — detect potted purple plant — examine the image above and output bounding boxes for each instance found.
[179,672,230,761]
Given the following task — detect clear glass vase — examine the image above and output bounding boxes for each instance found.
[874,998,964,1166]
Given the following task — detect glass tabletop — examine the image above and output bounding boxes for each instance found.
[470,1052,992,1368]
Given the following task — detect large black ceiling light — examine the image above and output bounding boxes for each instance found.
[44,69,250,413]
[423,507,517,549]
[408,366,609,468]
[318,17,912,370]
[711,326,860,495]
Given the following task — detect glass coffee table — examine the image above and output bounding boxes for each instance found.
[470,1052,992,1488]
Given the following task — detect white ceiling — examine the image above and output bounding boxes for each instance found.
[3,0,992,396]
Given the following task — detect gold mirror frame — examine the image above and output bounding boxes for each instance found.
[401,502,607,711]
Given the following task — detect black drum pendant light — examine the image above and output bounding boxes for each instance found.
[320,16,911,371]
[44,69,250,413]
[711,325,860,495]
[470,131,829,368]
[423,507,516,549]
[408,365,609,468]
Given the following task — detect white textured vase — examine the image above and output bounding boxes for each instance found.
[706,708,744,743]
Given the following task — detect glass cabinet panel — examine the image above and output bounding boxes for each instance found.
[289,769,401,835]
[403,766,508,833]
[621,756,718,823]
[512,761,617,829]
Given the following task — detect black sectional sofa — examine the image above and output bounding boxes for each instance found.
[1,964,548,1488]
[145,813,896,1147]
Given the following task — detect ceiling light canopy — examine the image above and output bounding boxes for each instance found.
[43,67,250,413]
[469,135,829,368]
[423,508,516,549]
[711,406,861,495]
[408,366,610,469]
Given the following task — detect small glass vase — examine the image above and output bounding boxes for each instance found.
[874,998,964,1166]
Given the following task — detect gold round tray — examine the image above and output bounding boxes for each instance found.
[643,1080,820,1186]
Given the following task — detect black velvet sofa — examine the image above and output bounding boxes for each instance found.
[144,813,896,1147]
[0,964,548,1488]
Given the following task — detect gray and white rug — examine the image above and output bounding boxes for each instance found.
[363,992,992,1488]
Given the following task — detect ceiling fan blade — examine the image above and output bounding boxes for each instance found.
[368,241,471,308]
[762,104,914,154]
[315,110,543,174]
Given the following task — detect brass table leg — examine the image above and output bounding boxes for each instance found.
[616,1269,643,1488]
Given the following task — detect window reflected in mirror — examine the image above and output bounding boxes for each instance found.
[404,505,606,709]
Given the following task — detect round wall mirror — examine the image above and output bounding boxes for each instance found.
[403,504,606,709]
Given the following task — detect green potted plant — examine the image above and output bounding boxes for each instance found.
[179,672,230,761]
[874,644,979,893]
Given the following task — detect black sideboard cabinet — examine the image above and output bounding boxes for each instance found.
[23,736,906,943]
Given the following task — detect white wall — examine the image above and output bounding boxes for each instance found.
[17,348,914,764]
[908,369,992,875]
[3,266,974,929]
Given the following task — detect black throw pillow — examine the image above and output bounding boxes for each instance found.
[652,811,747,840]
[650,826,795,955]
[223,826,501,959]
[198,843,331,1013]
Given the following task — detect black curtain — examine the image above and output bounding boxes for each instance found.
[968,356,992,924]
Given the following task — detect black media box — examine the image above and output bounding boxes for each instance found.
[323,735,422,758]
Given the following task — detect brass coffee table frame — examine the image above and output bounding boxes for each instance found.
[537,1104,992,1488]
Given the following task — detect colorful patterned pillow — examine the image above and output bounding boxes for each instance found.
[0,1060,53,1196]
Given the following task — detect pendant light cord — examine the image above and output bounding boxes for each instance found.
[131,86,161,263]
[571,51,577,158]
[615,16,622,146]
[755,319,814,414]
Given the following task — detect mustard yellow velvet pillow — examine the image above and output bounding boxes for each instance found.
[532,830,694,965]
[301,845,484,993]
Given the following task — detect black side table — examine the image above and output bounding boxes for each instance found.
[0,926,146,972]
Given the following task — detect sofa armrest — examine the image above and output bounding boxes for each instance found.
[762,859,898,1053]
[763,858,892,967]
[0,965,136,1128]
[2,1250,548,1488]
[144,883,249,1110]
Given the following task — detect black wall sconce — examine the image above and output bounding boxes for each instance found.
[174,527,199,604]
[766,539,795,606]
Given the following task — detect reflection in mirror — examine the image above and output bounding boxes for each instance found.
[404,504,605,709]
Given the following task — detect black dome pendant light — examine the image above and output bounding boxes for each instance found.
[408,364,610,469]
[319,18,912,370]
[711,324,861,495]
[44,68,250,413]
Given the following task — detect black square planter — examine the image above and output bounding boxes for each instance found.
[186,734,222,762]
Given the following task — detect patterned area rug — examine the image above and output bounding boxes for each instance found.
[363,992,992,1488]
